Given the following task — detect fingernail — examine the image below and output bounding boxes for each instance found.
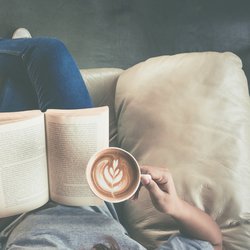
[141,174,152,186]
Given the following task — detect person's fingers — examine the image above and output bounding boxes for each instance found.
[141,174,164,200]
[140,165,168,180]
[140,165,175,194]
[141,174,152,186]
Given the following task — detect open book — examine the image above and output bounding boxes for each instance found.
[0,106,109,218]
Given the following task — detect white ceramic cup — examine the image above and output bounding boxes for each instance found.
[86,147,141,203]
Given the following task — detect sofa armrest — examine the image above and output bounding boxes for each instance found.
[80,68,123,146]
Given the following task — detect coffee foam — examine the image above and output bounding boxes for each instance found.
[87,148,140,202]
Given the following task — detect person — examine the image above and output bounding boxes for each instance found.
[139,167,222,250]
[0,28,222,250]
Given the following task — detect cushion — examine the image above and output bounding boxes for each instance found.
[81,68,123,147]
[115,52,250,249]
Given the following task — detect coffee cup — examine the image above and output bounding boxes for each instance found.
[86,147,141,203]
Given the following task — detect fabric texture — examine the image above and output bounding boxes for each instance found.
[3,203,145,250]
[0,37,92,112]
[115,52,250,249]
[157,234,213,250]
[81,68,123,147]
[2,203,212,250]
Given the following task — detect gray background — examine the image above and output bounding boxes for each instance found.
[1,0,250,87]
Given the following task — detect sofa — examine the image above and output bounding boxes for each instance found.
[1,57,249,249]
[81,54,250,250]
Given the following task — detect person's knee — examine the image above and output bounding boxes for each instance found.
[29,37,70,66]
[37,37,68,55]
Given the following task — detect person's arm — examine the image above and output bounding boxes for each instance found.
[140,165,223,250]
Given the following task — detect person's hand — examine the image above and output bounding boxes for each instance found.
[139,166,223,249]
[140,165,180,215]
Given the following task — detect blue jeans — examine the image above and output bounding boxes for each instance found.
[0,37,92,112]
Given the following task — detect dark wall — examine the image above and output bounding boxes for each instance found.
[1,0,250,88]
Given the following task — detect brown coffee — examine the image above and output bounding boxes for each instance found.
[86,147,140,203]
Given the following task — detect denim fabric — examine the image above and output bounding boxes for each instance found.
[0,37,92,112]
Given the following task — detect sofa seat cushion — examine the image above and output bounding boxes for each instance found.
[115,52,250,249]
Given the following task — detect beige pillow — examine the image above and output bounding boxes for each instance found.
[115,52,250,249]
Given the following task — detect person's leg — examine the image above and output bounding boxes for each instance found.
[0,37,92,112]
[4,205,146,250]
[0,38,38,111]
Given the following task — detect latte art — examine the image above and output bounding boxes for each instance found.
[87,147,140,202]
[92,154,136,199]
[101,159,124,193]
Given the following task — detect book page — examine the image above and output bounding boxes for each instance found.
[45,107,108,206]
[0,110,42,124]
[0,113,49,218]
